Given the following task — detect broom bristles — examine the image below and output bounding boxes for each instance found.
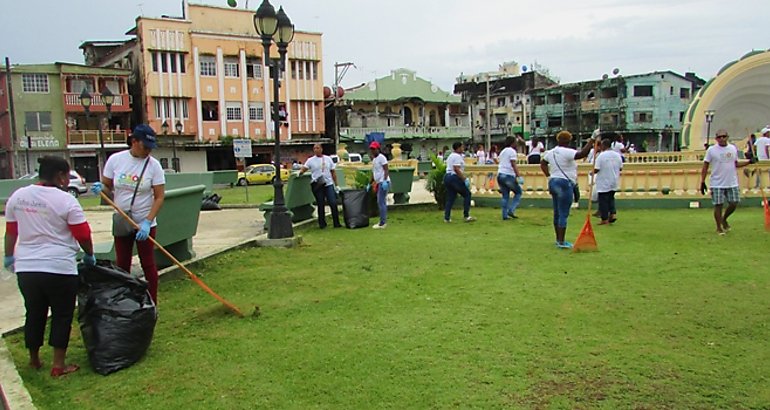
[573,217,599,252]
[764,198,770,231]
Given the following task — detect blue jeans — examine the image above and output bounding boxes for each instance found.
[444,173,471,221]
[548,177,573,228]
[377,183,388,226]
[497,173,522,219]
[312,183,340,228]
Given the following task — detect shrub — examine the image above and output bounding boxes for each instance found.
[425,154,446,209]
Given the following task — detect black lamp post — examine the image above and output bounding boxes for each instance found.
[704,110,715,148]
[161,120,169,169]
[174,120,182,172]
[79,88,99,172]
[254,0,294,239]
[101,87,114,166]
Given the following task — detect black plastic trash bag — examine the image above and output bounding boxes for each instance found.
[340,189,369,229]
[201,193,222,210]
[78,261,157,375]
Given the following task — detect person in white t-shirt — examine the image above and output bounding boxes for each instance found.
[593,139,624,224]
[299,143,341,229]
[497,136,524,220]
[475,144,487,165]
[540,130,595,249]
[444,142,476,223]
[5,156,96,377]
[91,124,166,303]
[700,129,754,235]
[754,127,770,162]
[369,141,390,229]
[526,137,545,165]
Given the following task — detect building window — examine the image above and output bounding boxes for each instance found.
[634,111,653,123]
[633,85,653,97]
[155,98,190,119]
[201,101,219,121]
[679,88,690,99]
[298,62,304,80]
[69,79,94,93]
[496,97,505,107]
[248,102,265,121]
[200,56,216,77]
[291,61,297,79]
[224,58,240,78]
[225,102,242,121]
[312,62,318,80]
[22,74,49,93]
[25,112,52,131]
[246,58,263,79]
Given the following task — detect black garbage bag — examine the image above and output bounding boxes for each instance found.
[340,189,369,229]
[78,261,157,375]
[201,193,222,211]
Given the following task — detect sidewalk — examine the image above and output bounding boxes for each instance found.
[0,180,435,408]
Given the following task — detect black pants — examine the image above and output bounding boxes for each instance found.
[527,154,541,164]
[17,272,79,350]
[312,182,341,228]
[598,191,617,221]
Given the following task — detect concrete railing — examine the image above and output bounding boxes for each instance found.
[464,162,770,199]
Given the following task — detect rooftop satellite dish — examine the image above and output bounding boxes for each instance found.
[602,74,609,80]
[522,65,528,72]
[612,68,620,75]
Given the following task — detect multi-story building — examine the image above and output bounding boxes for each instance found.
[338,68,469,157]
[80,2,326,170]
[453,62,558,148]
[531,71,704,151]
[0,63,131,180]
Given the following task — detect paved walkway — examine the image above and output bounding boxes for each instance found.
[0,182,435,409]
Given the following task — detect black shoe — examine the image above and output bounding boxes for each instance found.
[333,224,343,228]
[507,212,519,219]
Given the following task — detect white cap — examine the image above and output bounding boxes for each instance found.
[591,128,601,139]
[762,127,770,135]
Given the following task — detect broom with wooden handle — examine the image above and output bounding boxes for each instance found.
[100,191,245,317]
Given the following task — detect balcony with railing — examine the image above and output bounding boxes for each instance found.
[340,126,471,141]
[67,129,128,145]
[63,93,131,113]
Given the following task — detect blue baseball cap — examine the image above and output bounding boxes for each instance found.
[132,124,158,149]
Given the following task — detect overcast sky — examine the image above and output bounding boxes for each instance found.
[1,0,767,91]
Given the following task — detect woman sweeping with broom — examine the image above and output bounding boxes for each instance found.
[540,130,595,249]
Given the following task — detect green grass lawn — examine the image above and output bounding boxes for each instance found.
[77,184,275,208]
[6,207,770,409]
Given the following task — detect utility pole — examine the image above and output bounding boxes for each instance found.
[485,76,491,153]
[5,57,19,177]
[333,62,355,152]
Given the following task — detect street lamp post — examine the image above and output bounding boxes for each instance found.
[174,120,182,172]
[79,88,98,171]
[161,120,169,169]
[101,87,114,167]
[704,110,715,148]
[254,0,294,239]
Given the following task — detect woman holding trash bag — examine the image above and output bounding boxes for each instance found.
[4,156,96,377]
[91,124,165,304]
[299,143,341,229]
[540,130,595,249]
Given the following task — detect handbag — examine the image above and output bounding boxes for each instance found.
[552,147,580,203]
[112,158,150,237]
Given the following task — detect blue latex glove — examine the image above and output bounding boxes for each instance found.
[464,178,471,189]
[380,180,390,191]
[334,185,340,193]
[3,256,15,271]
[83,254,96,266]
[91,182,103,196]
[517,176,525,185]
[136,219,152,241]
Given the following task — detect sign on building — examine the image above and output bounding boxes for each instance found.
[233,139,252,158]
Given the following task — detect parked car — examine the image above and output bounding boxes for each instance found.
[237,164,290,186]
[19,170,88,197]
[331,153,363,164]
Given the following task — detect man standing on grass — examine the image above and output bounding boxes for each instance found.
[299,143,341,229]
[700,129,755,235]
[497,136,524,220]
[593,138,623,225]
[369,142,390,229]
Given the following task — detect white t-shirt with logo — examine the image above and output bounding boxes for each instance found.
[371,154,389,183]
[755,136,770,160]
[498,147,517,177]
[476,150,487,165]
[543,146,579,182]
[594,150,623,193]
[5,185,87,275]
[103,150,166,225]
[303,155,335,186]
[526,141,544,158]
[704,143,739,188]
[445,152,465,175]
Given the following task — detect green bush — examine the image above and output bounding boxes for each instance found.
[425,154,446,209]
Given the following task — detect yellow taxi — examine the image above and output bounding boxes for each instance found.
[237,164,290,186]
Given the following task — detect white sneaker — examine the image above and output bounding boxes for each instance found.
[372,223,387,229]
[464,216,476,222]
